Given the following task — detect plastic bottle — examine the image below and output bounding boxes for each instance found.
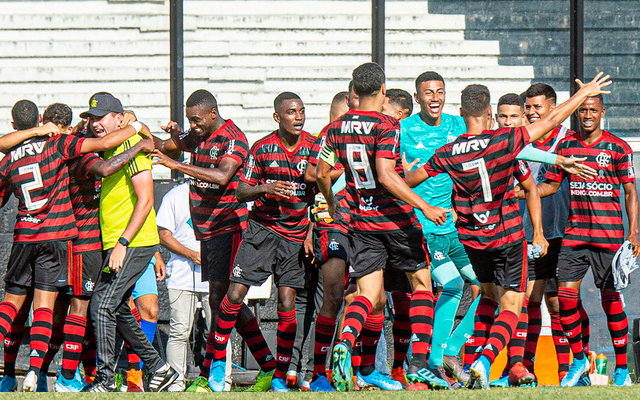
[588,351,597,373]
[595,353,607,375]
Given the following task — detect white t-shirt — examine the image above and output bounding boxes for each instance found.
[156,182,208,292]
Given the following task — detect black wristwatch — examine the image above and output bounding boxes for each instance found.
[118,237,130,247]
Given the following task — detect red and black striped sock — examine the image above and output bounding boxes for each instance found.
[340,296,373,348]
[213,296,241,362]
[408,290,434,370]
[472,297,498,363]
[126,307,142,369]
[391,291,411,369]
[481,310,518,363]
[524,301,542,371]
[200,333,216,377]
[577,300,590,353]
[509,300,528,367]
[238,316,276,371]
[601,291,628,369]
[359,313,384,376]
[82,321,97,378]
[61,314,87,380]
[313,314,336,376]
[29,307,54,374]
[41,319,64,374]
[463,336,476,367]
[557,287,584,359]
[351,338,362,375]
[274,310,297,380]
[3,310,28,378]
[0,302,19,344]
[549,311,570,372]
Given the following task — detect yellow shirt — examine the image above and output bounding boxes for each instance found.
[99,135,159,249]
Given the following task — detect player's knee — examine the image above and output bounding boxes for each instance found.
[441,275,465,292]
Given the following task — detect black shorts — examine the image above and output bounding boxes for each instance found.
[465,240,527,292]
[313,229,349,265]
[201,230,243,282]
[383,269,412,293]
[5,241,71,293]
[349,225,429,279]
[528,238,562,293]
[230,220,309,289]
[67,250,102,298]
[557,245,616,290]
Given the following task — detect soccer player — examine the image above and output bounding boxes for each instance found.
[383,88,413,120]
[205,92,315,393]
[527,94,638,387]
[403,72,613,389]
[152,89,275,393]
[400,71,481,388]
[0,95,148,392]
[317,62,451,392]
[81,93,177,392]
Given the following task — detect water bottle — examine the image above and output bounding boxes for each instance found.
[595,353,607,375]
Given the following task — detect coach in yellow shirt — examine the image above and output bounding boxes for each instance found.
[82,93,178,393]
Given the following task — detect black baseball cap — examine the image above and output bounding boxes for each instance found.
[79,93,124,118]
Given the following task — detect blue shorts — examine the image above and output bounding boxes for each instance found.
[132,256,158,299]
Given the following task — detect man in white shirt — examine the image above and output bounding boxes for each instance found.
[156,182,230,391]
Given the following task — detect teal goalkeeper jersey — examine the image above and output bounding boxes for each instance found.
[400,113,466,235]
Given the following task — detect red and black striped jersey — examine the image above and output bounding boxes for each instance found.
[173,119,249,239]
[67,151,103,253]
[0,135,84,243]
[308,125,350,234]
[423,127,531,250]
[323,110,417,233]
[241,130,315,242]
[545,130,635,251]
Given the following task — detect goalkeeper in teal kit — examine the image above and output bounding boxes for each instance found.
[400,72,481,386]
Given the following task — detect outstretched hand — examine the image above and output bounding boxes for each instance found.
[576,72,612,97]
[402,153,420,171]
[558,156,597,180]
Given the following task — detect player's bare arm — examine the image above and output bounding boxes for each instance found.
[520,174,549,257]
[152,150,240,186]
[0,122,59,153]
[304,221,315,260]
[555,155,597,180]
[158,227,201,266]
[376,157,449,226]
[108,169,154,273]
[235,180,296,203]
[515,179,560,200]
[304,161,343,184]
[80,123,148,154]
[153,251,167,281]
[525,72,612,143]
[402,155,430,189]
[89,139,155,178]
[623,181,640,257]
[153,120,182,159]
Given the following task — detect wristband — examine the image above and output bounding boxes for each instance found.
[129,121,142,133]
[118,236,130,247]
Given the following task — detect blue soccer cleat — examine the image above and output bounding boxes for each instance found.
[332,342,354,392]
[270,377,290,392]
[614,367,632,387]
[55,374,86,392]
[0,375,17,392]
[469,356,490,390]
[309,374,335,392]
[560,356,589,388]
[208,360,226,392]
[489,374,510,388]
[356,370,403,391]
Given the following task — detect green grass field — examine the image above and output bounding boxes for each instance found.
[2,387,640,399]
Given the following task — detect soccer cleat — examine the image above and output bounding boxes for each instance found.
[469,356,490,390]
[509,362,536,386]
[558,371,568,383]
[430,365,453,390]
[82,381,115,392]
[147,363,179,392]
[331,342,353,392]
[309,374,335,392]
[390,366,409,388]
[22,370,38,392]
[270,377,290,392]
[406,367,449,390]
[614,368,632,387]
[0,375,18,392]
[186,376,212,392]
[208,360,226,392]
[489,374,511,388]
[575,375,591,387]
[443,355,470,386]
[36,372,48,392]
[301,380,311,391]
[246,369,274,392]
[55,374,86,392]
[286,370,298,388]
[126,368,144,392]
[560,356,589,388]
[356,370,403,391]
[406,382,430,391]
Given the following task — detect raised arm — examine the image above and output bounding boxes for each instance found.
[526,73,612,143]
[80,124,144,154]
[0,122,59,153]
[89,139,155,178]
[152,151,240,186]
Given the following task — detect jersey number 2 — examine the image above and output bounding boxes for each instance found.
[346,144,375,189]
[19,163,47,211]
[462,158,493,202]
